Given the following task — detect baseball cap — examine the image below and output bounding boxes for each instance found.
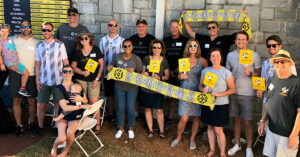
[67,7,79,14]
[136,18,147,25]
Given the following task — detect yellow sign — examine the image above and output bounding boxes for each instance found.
[149,60,161,73]
[203,71,218,88]
[178,58,190,72]
[239,49,253,65]
[252,77,266,91]
[107,68,215,109]
[84,59,98,73]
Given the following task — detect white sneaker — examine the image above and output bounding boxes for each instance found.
[228,144,241,156]
[246,148,254,157]
[115,130,123,139]
[128,130,135,139]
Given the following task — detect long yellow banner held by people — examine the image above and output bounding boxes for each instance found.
[108,68,215,110]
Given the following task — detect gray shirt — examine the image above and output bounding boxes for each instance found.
[201,67,232,105]
[111,53,143,91]
[226,50,261,96]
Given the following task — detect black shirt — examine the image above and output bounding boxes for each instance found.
[195,33,236,65]
[129,33,156,60]
[266,75,300,137]
[72,46,104,82]
[163,35,188,71]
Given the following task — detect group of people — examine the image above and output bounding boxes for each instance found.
[0,6,299,157]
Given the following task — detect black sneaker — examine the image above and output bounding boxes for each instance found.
[183,126,190,134]
[18,89,31,97]
[15,125,24,137]
[164,118,175,130]
[29,123,36,133]
[31,127,42,137]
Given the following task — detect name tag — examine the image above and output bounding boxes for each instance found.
[118,60,123,65]
[176,42,182,46]
[146,65,149,70]
[205,44,210,49]
[268,83,274,91]
[90,53,96,57]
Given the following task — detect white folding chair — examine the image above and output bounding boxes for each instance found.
[100,97,107,126]
[74,99,104,157]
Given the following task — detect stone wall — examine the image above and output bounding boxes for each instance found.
[72,0,300,122]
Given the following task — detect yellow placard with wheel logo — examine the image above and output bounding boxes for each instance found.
[203,71,218,88]
[149,60,160,73]
[239,49,253,65]
[178,58,190,72]
[84,58,98,73]
[252,77,266,91]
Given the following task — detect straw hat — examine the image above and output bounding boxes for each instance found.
[270,49,295,65]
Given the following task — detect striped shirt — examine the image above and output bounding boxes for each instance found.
[99,34,124,77]
[35,39,68,86]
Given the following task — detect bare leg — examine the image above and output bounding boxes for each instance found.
[27,98,36,124]
[234,117,241,145]
[53,114,65,122]
[176,116,189,141]
[57,120,79,157]
[190,116,199,142]
[214,126,226,156]
[145,108,153,131]
[13,98,22,126]
[51,120,67,157]
[37,103,46,128]
[244,120,253,148]
[156,109,164,133]
[206,125,216,157]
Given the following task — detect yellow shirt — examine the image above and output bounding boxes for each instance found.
[13,36,40,76]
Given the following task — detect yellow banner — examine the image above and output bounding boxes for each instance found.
[203,71,218,88]
[178,58,190,72]
[108,68,215,109]
[239,49,253,65]
[252,77,266,91]
[242,17,253,39]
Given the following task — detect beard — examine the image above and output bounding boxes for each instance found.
[21,30,32,36]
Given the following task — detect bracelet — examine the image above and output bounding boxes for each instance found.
[249,72,252,77]
[78,105,81,109]
[79,70,82,74]
[260,119,266,123]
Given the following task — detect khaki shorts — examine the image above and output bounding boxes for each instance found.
[76,79,100,98]
[229,94,254,120]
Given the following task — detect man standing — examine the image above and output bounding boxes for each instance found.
[31,22,69,137]
[226,31,261,157]
[99,19,124,122]
[129,18,155,60]
[54,7,89,61]
[258,50,300,157]
[10,20,39,137]
[163,20,188,129]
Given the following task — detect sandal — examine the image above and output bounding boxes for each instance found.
[203,150,215,157]
[159,131,166,139]
[93,124,101,135]
[148,131,154,139]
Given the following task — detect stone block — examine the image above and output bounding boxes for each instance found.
[165,10,181,27]
[148,17,156,26]
[113,0,133,13]
[275,8,297,20]
[113,14,120,22]
[95,15,113,23]
[228,21,242,29]
[99,0,112,16]
[134,0,148,9]
[183,0,205,10]
[262,0,290,7]
[120,14,139,27]
[252,31,264,43]
[148,0,155,9]
[120,27,135,38]
[94,34,102,46]
[166,0,183,10]
[256,44,269,58]
[79,3,98,14]
[206,0,226,4]
[223,5,243,13]
[206,5,223,10]
[134,9,140,14]
[101,23,108,34]
[260,21,281,32]
[84,24,101,34]
[247,44,256,52]
[141,9,156,16]
[228,0,259,4]
[288,22,300,38]
[147,27,155,36]
[245,6,260,32]
[80,14,95,25]
[261,8,274,20]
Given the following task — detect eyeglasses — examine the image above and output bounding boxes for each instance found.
[267,44,279,48]
[274,60,289,64]
[68,13,77,17]
[63,70,73,74]
[189,44,199,48]
[153,46,162,49]
[79,36,89,41]
[42,29,52,32]
[21,25,31,29]
[123,45,132,48]
[108,24,118,27]
[207,26,216,30]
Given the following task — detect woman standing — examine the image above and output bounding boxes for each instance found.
[71,31,104,134]
[141,39,169,139]
[107,39,142,139]
[171,39,208,149]
[200,47,235,157]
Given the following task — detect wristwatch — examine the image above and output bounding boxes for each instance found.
[95,77,100,81]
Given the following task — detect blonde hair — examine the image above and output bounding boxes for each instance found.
[0,24,11,35]
[183,39,201,58]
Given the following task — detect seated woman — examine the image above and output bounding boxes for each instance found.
[51,65,90,157]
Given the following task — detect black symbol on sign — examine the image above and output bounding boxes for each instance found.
[243,22,250,31]
[114,69,123,79]
[197,94,208,104]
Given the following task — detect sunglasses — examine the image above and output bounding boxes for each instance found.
[21,25,31,29]
[0,24,9,27]
[79,36,89,41]
[189,44,199,48]
[274,60,289,64]
[153,46,162,49]
[63,70,73,74]
[68,13,77,17]
[267,44,279,48]
[123,45,132,48]
[207,26,216,30]
[42,29,52,32]
[108,24,118,27]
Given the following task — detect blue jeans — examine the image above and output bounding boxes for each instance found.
[114,86,139,128]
